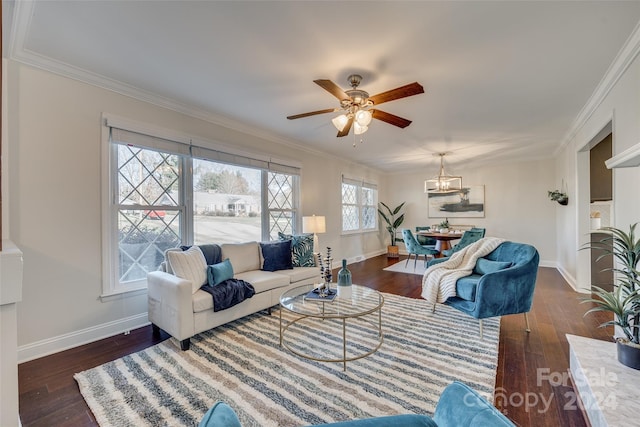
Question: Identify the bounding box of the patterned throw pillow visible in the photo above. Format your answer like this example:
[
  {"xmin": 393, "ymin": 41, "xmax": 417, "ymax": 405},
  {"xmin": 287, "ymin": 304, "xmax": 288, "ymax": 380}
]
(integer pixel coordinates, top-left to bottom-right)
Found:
[{"xmin": 278, "ymin": 232, "xmax": 315, "ymax": 267}]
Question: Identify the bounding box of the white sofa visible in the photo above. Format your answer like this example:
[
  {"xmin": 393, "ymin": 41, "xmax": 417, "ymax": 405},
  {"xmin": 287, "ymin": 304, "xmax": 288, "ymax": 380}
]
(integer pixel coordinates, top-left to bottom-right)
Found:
[{"xmin": 147, "ymin": 241, "xmax": 318, "ymax": 350}]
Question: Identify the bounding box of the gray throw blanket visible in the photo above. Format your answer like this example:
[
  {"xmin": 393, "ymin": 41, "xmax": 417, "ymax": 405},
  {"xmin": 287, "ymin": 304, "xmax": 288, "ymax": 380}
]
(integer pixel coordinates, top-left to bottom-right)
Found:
[
  {"xmin": 200, "ymin": 278, "xmax": 255, "ymax": 312},
  {"xmin": 180, "ymin": 244, "xmax": 222, "ymax": 265},
  {"xmin": 421, "ymin": 237, "xmax": 505, "ymax": 304}
]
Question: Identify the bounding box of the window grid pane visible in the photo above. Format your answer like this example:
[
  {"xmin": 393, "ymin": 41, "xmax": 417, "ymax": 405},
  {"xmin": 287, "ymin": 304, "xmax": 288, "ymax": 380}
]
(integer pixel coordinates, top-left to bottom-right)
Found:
[
  {"xmin": 118, "ymin": 145, "xmax": 179, "ymax": 206},
  {"xmin": 342, "ymin": 181, "xmax": 377, "ymax": 232},
  {"xmin": 342, "ymin": 205, "xmax": 359, "ymax": 231},
  {"xmin": 268, "ymin": 172, "xmax": 296, "ymax": 239}
]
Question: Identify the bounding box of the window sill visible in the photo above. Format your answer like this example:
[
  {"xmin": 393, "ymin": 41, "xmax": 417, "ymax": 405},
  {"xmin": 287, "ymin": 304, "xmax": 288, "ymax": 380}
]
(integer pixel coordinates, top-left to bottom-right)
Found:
[
  {"xmin": 100, "ymin": 286, "xmax": 147, "ymax": 302},
  {"xmin": 341, "ymin": 229, "xmax": 379, "ymax": 236}
]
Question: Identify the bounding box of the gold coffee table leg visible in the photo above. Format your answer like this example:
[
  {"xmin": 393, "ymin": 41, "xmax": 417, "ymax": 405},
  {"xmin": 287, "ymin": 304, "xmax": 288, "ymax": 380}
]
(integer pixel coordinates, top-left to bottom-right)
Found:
[
  {"xmin": 279, "ymin": 306, "xmax": 283, "ymax": 346},
  {"xmin": 343, "ymin": 318, "xmax": 347, "ymax": 371}
]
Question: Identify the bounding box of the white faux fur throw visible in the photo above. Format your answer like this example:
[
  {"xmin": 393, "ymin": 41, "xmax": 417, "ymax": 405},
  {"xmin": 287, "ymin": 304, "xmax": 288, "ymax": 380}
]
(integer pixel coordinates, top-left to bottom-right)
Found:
[{"xmin": 421, "ymin": 237, "xmax": 506, "ymax": 304}]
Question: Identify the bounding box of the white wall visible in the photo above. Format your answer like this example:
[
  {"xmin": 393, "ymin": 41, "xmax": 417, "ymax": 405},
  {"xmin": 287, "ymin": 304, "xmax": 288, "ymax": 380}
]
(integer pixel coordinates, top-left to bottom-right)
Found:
[
  {"xmin": 7, "ymin": 61, "xmax": 386, "ymax": 361},
  {"xmin": 386, "ymin": 159, "xmax": 557, "ymax": 265},
  {"xmin": 556, "ymin": 33, "xmax": 640, "ymax": 292}
]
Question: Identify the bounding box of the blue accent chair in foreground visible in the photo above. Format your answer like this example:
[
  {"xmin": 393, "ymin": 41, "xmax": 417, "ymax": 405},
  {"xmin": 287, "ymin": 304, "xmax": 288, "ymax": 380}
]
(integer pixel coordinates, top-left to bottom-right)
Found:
[
  {"xmin": 199, "ymin": 381, "xmax": 515, "ymax": 427},
  {"xmin": 426, "ymin": 241, "xmax": 539, "ymax": 338},
  {"xmin": 402, "ymin": 229, "xmax": 439, "ymax": 270}
]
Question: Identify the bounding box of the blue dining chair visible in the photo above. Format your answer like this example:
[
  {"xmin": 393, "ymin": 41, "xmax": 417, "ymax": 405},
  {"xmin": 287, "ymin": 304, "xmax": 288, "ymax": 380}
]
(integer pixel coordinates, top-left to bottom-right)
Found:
[
  {"xmin": 441, "ymin": 228, "xmax": 486, "ymax": 257},
  {"xmin": 402, "ymin": 229, "xmax": 439, "ymax": 270},
  {"xmin": 415, "ymin": 226, "xmax": 437, "ymax": 246}
]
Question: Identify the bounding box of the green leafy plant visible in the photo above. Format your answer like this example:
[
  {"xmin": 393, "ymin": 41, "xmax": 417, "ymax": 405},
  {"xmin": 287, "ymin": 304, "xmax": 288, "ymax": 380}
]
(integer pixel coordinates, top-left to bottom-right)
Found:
[
  {"xmin": 378, "ymin": 202, "xmax": 405, "ymax": 246},
  {"xmin": 548, "ymin": 190, "xmax": 568, "ymax": 205},
  {"xmin": 581, "ymin": 224, "xmax": 640, "ymax": 345},
  {"xmin": 438, "ymin": 219, "xmax": 450, "ymax": 229}
]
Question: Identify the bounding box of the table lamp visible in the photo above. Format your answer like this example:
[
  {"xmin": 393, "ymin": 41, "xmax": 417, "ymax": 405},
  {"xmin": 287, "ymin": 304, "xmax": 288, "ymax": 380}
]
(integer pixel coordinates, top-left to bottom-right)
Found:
[{"xmin": 302, "ymin": 215, "xmax": 326, "ymax": 252}]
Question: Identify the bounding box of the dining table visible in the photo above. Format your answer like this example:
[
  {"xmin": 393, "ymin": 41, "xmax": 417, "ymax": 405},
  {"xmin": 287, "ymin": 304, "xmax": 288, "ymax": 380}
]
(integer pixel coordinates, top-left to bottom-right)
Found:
[{"xmin": 416, "ymin": 230, "xmax": 463, "ymax": 257}]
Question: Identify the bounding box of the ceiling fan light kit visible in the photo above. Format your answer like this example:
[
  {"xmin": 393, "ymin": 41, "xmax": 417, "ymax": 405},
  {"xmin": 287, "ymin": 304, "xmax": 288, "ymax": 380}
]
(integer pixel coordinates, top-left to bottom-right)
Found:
[{"xmin": 288, "ymin": 74, "xmax": 424, "ymax": 139}]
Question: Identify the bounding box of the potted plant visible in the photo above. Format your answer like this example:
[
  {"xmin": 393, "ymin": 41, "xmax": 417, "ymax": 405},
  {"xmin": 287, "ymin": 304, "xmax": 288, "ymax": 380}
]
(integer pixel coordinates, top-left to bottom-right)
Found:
[
  {"xmin": 378, "ymin": 202, "xmax": 405, "ymax": 258},
  {"xmin": 582, "ymin": 223, "xmax": 640, "ymax": 369},
  {"xmin": 438, "ymin": 219, "xmax": 450, "ymax": 233},
  {"xmin": 548, "ymin": 190, "xmax": 568, "ymax": 205}
]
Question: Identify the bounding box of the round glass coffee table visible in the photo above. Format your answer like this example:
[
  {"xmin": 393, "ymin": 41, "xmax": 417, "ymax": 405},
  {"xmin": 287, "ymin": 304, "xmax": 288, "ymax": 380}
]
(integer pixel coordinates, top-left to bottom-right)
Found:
[{"xmin": 279, "ymin": 284, "xmax": 384, "ymax": 371}]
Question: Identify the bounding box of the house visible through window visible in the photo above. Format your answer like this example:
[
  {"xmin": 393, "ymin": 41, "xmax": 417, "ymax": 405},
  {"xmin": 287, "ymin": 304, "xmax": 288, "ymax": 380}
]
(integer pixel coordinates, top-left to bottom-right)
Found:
[
  {"xmin": 341, "ymin": 176, "xmax": 378, "ymax": 233},
  {"xmin": 105, "ymin": 120, "xmax": 300, "ymax": 295}
]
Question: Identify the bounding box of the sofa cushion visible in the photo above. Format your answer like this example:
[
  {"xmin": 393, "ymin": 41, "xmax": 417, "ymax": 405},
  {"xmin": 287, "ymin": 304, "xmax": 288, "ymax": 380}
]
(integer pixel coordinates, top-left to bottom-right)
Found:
[
  {"xmin": 278, "ymin": 232, "xmax": 316, "ymax": 267},
  {"xmin": 473, "ymin": 258, "xmax": 511, "ymax": 275},
  {"xmin": 235, "ymin": 270, "xmax": 289, "ymax": 293},
  {"xmin": 207, "ymin": 259, "xmax": 234, "ymax": 286},
  {"xmin": 192, "ymin": 289, "xmax": 214, "ymax": 313},
  {"xmin": 275, "ymin": 266, "xmax": 318, "ymax": 284},
  {"xmin": 166, "ymin": 246, "xmax": 207, "ymax": 294},
  {"xmin": 260, "ymin": 240, "xmax": 293, "ymax": 272},
  {"xmin": 456, "ymin": 275, "xmax": 482, "ymax": 301},
  {"xmin": 221, "ymin": 242, "xmax": 260, "ymax": 274}
]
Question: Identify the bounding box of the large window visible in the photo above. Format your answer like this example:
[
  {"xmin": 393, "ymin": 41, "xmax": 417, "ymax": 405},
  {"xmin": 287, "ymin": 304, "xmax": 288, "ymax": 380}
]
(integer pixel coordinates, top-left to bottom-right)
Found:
[
  {"xmin": 341, "ymin": 176, "xmax": 378, "ymax": 233},
  {"xmin": 104, "ymin": 119, "xmax": 300, "ymax": 295}
]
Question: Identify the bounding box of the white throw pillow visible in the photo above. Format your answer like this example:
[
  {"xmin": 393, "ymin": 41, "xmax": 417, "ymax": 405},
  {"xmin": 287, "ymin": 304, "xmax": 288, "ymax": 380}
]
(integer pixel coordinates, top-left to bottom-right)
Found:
[{"xmin": 166, "ymin": 246, "xmax": 207, "ymax": 294}]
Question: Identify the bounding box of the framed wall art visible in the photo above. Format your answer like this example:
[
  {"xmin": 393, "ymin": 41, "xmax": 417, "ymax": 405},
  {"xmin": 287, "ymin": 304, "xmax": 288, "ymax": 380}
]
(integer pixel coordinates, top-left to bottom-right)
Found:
[{"xmin": 427, "ymin": 185, "xmax": 485, "ymax": 218}]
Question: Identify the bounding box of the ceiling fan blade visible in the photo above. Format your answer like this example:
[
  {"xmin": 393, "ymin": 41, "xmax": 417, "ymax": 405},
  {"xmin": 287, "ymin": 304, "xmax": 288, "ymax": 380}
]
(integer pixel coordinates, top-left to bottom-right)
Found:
[
  {"xmin": 287, "ymin": 108, "xmax": 338, "ymax": 120},
  {"xmin": 337, "ymin": 116, "xmax": 354, "ymax": 137},
  {"xmin": 314, "ymin": 79, "xmax": 350, "ymax": 101},
  {"xmin": 372, "ymin": 109, "xmax": 412, "ymax": 128},
  {"xmin": 368, "ymin": 82, "xmax": 424, "ymax": 106}
]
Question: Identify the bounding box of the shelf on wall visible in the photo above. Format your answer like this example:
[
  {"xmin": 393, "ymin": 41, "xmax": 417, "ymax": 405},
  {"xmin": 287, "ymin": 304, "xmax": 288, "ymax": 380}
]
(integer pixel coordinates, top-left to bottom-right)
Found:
[{"xmin": 605, "ymin": 142, "xmax": 640, "ymax": 168}]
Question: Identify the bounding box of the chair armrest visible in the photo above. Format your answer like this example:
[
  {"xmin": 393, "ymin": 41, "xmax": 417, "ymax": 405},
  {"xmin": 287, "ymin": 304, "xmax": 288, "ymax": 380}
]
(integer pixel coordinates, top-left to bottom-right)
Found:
[
  {"xmin": 147, "ymin": 271, "xmax": 195, "ymax": 341},
  {"xmin": 473, "ymin": 263, "xmax": 538, "ymax": 319}
]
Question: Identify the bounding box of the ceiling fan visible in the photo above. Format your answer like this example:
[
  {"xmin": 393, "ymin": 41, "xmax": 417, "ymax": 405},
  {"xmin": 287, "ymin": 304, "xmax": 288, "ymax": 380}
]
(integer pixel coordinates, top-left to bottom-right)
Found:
[{"xmin": 287, "ymin": 74, "xmax": 424, "ymax": 137}]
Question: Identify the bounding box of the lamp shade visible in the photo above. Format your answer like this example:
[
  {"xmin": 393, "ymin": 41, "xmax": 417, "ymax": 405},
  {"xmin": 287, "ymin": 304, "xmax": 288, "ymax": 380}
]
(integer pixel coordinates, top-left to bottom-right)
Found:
[{"xmin": 302, "ymin": 215, "xmax": 326, "ymax": 234}]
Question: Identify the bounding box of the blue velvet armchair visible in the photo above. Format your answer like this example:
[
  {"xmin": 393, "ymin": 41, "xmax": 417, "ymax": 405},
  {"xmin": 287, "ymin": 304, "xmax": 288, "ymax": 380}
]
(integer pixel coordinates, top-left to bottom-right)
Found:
[
  {"xmin": 426, "ymin": 241, "xmax": 539, "ymax": 337},
  {"xmin": 200, "ymin": 381, "xmax": 514, "ymax": 427}
]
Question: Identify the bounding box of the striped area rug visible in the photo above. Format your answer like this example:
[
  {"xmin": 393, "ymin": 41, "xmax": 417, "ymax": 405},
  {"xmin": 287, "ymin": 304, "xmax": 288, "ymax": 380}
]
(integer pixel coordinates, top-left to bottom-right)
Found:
[{"xmin": 75, "ymin": 293, "xmax": 500, "ymax": 427}]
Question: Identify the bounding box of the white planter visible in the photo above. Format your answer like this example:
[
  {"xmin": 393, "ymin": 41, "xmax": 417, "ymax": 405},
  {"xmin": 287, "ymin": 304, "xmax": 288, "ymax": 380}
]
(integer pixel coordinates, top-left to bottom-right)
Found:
[{"xmin": 591, "ymin": 218, "xmax": 601, "ymax": 230}]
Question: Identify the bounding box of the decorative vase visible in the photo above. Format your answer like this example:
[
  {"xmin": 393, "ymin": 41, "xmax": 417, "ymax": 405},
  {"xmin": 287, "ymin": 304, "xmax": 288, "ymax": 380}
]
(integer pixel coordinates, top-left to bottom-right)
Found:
[
  {"xmin": 337, "ymin": 259, "xmax": 351, "ymax": 285},
  {"xmin": 337, "ymin": 259, "xmax": 352, "ymax": 298},
  {"xmin": 590, "ymin": 217, "xmax": 601, "ymax": 230},
  {"xmin": 617, "ymin": 339, "xmax": 640, "ymax": 370}
]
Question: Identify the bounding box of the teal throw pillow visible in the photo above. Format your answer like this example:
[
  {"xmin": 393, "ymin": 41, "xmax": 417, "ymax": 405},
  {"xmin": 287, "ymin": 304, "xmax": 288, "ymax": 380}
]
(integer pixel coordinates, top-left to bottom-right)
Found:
[
  {"xmin": 260, "ymin": 240, "xmax": 293, "ymax": 271},
  {"xmin": 207, "ymin": 259, "xmax": 234, "ymax": 286},
  {"xmin": 473, "ymin": 258, "xmax": 511, "ymax": 275},
  {"xmin": 278, "ymin": 232, "xmax": 315, "ymax": 267}
]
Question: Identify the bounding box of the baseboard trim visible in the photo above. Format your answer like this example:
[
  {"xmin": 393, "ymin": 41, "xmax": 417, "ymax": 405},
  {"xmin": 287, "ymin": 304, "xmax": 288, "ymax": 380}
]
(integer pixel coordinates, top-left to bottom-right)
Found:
[{"xmin": 18, "ymin": 313, "xmax": 149, "ymax": 363}]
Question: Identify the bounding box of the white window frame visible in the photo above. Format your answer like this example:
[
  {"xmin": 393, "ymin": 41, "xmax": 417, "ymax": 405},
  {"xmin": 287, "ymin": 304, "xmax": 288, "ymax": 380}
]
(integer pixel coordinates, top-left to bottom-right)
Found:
[
  {"xmin": 341, "ymin": 175, "xmax": 378, "ymax": 235},
  {"xmin": 101, "ymin": 114, "xmax": 301, "ymax": 297}
]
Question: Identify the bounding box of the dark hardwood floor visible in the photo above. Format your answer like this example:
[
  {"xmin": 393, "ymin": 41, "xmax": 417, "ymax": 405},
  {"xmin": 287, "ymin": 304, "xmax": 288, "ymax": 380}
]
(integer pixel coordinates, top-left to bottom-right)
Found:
[{"xmin": 18, "ymin": 255, "xmax": 612, "ymax": 427}]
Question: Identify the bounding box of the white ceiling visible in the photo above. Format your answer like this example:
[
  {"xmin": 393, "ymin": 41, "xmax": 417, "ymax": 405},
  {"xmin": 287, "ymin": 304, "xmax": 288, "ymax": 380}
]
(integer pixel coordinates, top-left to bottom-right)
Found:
[{"xmin": 6, "ymin": 1, "xmax": 640, "ymax": 173}]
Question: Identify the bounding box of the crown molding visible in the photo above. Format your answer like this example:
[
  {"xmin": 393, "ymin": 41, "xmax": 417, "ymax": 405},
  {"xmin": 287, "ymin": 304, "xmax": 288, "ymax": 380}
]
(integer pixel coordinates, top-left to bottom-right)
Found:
[
  {"xmin": 558, "ymin": 20, "xmax": 640, "ymax": 154},
  {"xmin": 7, "ymin": 1, "xmax": 350, "ymax": 166}
]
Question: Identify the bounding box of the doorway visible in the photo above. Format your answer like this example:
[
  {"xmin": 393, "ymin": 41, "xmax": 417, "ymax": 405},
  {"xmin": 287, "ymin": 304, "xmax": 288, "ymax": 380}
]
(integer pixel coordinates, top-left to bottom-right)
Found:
[{"xmin": 589, "ymin": 133, "xmax": 613, "ymax": 292}]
